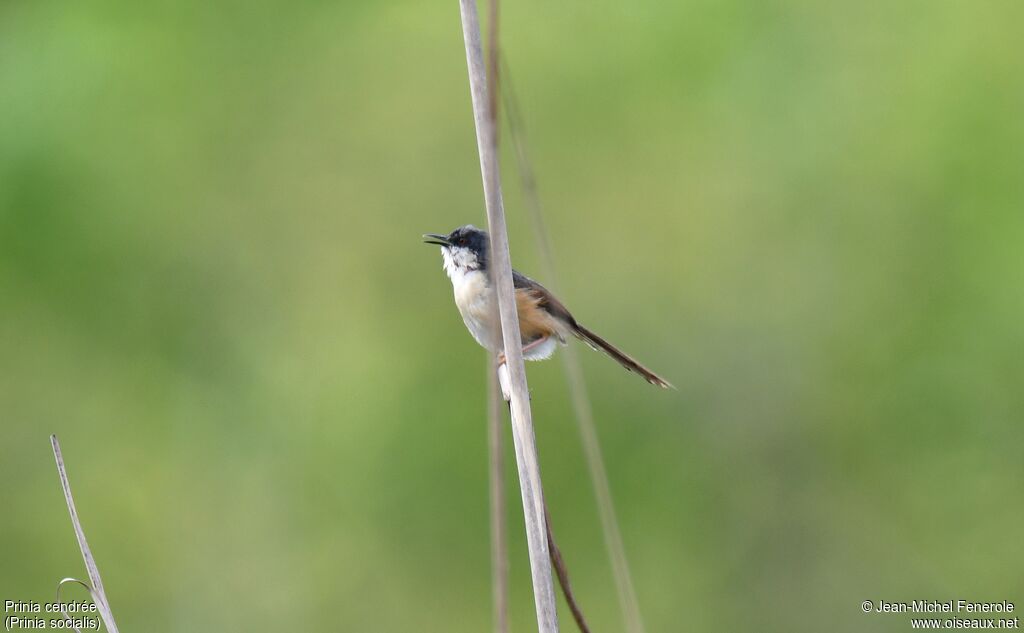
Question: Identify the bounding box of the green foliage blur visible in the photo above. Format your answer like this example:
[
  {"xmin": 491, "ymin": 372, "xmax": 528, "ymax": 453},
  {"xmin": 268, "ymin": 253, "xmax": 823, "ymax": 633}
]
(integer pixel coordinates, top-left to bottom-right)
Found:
[{"xmin": 2, "ymin": 0, "xmax": 1022, "ymax": 631}]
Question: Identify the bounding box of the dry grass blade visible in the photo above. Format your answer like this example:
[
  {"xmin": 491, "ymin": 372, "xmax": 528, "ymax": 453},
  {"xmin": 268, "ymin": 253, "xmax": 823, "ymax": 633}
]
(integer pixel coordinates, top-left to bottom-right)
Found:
[
  {"xmin": 545, "ymin": 506, "xmax": 591, "ymax": 633},
  {"xmin": 503, "ymin": 63, "xmax": 649, "ymax": 633},
  {"xmin": 50, "ymin": 435, "xmax": 120, "ymax": 633},
  {"xmin": 56, "ymin": 577, "xmax": 94, "ymax": 633}
]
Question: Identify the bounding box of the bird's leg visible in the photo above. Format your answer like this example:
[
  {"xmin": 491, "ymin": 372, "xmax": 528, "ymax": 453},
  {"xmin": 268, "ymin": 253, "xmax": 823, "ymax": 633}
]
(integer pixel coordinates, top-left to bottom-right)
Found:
[{"xmin": 521, "ymin": 336, "xmax": 549, "ymax": 356}]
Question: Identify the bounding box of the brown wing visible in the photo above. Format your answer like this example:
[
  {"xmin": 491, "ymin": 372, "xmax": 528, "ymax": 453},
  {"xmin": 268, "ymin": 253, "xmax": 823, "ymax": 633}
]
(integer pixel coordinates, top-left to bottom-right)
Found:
[
  {"xmin": 513, "ymin": 270, "xmax": 577, "ymax": 328},
  {"xmin": 512, "ymin": 270, "xmax": 576, "ymax": 344}
]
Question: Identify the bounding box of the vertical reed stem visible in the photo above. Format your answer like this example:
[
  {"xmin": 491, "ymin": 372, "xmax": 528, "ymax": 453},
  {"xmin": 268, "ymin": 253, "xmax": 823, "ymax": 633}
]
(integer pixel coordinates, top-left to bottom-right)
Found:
[{"xmin": 459, "ymin": 1, "xmax": 559, "ymax": 630}]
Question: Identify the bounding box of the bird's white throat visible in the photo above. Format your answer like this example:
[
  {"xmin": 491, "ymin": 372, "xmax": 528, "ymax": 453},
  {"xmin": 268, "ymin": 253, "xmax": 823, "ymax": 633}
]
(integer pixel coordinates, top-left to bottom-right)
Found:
[{"xmin": 441, "ymin": 246, "xmax": 482, "ymax": 283}]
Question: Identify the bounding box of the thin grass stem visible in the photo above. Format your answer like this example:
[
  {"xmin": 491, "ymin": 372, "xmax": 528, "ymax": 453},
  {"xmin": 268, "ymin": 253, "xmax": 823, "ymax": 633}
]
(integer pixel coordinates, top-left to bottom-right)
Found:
[{"xmin": 488, "ymin": 363, "xmax": 510, "ymax": 633}]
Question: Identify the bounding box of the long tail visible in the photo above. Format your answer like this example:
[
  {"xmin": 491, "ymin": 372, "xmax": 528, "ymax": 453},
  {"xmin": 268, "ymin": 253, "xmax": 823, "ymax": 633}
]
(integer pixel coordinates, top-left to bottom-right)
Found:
[{"xmin": 572, "ymin": 324, "xmax": 673, "ymax": 389}]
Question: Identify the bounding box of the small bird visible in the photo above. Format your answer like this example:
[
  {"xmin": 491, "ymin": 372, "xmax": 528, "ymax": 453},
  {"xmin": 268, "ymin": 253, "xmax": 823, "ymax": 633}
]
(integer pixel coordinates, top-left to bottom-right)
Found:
[{"xmin": 424, "ymin": 225, "xmax": 672, "ymax": 388}]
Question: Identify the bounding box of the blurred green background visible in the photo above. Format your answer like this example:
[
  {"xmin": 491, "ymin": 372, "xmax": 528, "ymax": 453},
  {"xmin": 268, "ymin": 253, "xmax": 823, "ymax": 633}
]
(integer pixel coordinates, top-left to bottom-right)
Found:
[{"xmin": 2, "ymin": 0, "xmax": 1022, "ymax": 631}]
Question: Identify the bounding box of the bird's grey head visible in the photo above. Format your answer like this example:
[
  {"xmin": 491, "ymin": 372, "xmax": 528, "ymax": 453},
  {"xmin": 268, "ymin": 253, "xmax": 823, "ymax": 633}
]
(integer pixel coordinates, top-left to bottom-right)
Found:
[{"xmin": 423, "ymin": 225, "xmax": 490, "ymax": 278}]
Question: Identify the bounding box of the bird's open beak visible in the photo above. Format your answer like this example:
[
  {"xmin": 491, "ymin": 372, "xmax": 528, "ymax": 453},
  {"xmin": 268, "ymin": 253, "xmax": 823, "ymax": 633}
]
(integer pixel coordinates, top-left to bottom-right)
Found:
[{"xmin": 422, "ymin": 233, "xmax": 451, "ymax": 246}]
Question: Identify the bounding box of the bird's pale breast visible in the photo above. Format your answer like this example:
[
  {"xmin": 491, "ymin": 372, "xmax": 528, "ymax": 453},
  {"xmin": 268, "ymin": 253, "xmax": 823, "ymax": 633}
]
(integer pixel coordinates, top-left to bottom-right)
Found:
[{"xmin": 453, "ymin": 269, "xmax": 498, "ymax": 350}]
